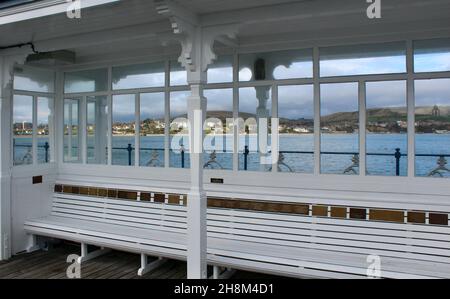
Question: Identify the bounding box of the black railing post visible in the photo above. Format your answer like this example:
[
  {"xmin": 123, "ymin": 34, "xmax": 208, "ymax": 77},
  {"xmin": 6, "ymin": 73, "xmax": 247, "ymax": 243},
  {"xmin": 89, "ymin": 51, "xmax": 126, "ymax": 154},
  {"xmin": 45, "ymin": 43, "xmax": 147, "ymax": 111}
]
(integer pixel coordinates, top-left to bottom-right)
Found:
[
  {"xmin": 395, "ymin": 148, "xmax": 401, "ymax": 176},
  {"xmin": 181, "ymin": 148, "xmax": 185, "ymax": 168},
  {"xmin": 44, "ymin": 142, "xmax": 49, "ymax": 163},
  {"xmin": 244, "ymin": 145, "xmax": 249, "ymax": 170},
  {"xmin": 127, "ymin": 143, "xmax": 133, "ymax": 166}
]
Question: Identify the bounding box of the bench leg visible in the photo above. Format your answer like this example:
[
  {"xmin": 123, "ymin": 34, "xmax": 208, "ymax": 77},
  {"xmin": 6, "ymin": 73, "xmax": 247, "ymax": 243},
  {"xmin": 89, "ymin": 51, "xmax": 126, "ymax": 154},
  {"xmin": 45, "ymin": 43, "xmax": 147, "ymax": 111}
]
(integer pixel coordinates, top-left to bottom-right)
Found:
[
  {"xmin": 138, "ymin": 254, "xmax": 167, "ymax": 277},
  {"xmin": 77, "ymin": 243, "xmax": 111, "ymax": 263},
  {"xmin": 211, "ymin": 266, "xmax": 236, "ymax": 279},
  {"xmin": 26, "ymin": 234, "xmax": 40, "ymax": 253}
]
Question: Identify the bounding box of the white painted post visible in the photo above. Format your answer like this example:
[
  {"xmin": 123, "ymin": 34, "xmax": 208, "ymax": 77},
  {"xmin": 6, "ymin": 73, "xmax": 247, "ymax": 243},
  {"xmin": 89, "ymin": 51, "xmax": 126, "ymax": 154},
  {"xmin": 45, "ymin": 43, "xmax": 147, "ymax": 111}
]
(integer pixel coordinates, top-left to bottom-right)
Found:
[
  {"xmin": 0, "ymin": 54, "xmax": 27, "ymax": 260},
  {"xmin": 255, "ymin": 86, "xmax": 270, "ymax": 172},
  {"xmin": 155, "ymin": 0, "xmax": 239, "ymax": 279},
  {"xmin": 186, "ymin": 30, "xmax": 208, "ymax": 278}
]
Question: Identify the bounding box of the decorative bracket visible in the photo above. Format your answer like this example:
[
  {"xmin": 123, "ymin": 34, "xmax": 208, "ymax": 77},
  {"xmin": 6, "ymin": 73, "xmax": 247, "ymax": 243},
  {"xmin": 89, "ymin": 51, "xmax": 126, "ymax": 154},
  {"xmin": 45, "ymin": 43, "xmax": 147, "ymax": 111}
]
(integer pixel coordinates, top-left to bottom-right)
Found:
[
  {"xmin": 0, "ymin": 54, "xmax": 29, "ymax": 99},
  {"xmin": 155, "ymin": 0, "xmax": 239, "ymax": 74}
]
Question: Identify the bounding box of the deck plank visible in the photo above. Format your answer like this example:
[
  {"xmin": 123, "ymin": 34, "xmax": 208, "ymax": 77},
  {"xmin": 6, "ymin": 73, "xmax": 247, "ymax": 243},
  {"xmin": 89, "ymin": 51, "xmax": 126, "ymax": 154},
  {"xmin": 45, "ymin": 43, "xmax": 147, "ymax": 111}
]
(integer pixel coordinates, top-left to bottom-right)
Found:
[{"xmin": 0, "ymin": 243, "xmax": 281, "ymax": 279}]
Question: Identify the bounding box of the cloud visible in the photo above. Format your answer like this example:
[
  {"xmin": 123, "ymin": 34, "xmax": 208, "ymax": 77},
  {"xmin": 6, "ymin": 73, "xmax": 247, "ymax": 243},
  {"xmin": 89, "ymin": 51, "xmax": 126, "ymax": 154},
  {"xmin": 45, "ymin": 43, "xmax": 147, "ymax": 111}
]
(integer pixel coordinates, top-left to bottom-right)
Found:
[
  {"xmin": 320, "ymin": 56, "xmax": 406, "ymax": 77},
  {"xmin": 321, "ymin": 82, "xmax": 359, "ymax": 116},
  {"xmin": 415, "ymin": 78, "xmax": 450, "ymax": 106}
]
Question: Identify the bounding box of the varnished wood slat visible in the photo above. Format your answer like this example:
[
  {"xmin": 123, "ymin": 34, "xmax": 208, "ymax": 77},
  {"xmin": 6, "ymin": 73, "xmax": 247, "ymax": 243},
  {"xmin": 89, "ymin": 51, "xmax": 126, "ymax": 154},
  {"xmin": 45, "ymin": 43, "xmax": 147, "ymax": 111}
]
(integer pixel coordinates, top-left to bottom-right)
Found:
[
  {"xmin": 54, "ymin": 185, "xmax": 62, "ymax": 193},
  {"xmin": 88, "ymin": 187, "xmax": 98, "ymax": 196},
  {"xmin": 98, "ymin": 188, "xmax": 108, "ymax": 197},
  {"xmin": 79, "ymin": 187, "xmax": 89, "ymax": 195},
  {"xmin": 429, "ymin": 213, "xmax": 449, "ymax": 226},
  {"xmin": 312, "ymin": 206, "xmax": 328, "ymax": 217},
  {"xmin": 71, "ymin": 186, "xmax": 80, "ymax": 195},
  {"xmin": 117, "ymin": 191, "xmax": 137, "ymax": 200},
  {"xmin": 407, "ymin": 212, "xmax": 426, "ymax": 224},
  {"xmin": 370, "ymin": 209, "xmax": 404, "ymax": 223},
  {"xmin": 107, "ymin": 189, "xmax": 118, "ymax": 198},
  {"xmin": 331, "ymin": 207, "xmax": 347, "ymax": 218},
  {"xmin": 62, "ymin": 185, "xmax": 72, "ymax": 193},
  {"xmin": 140, "ymin": 192, "xmax": 151, "ymax": 202},
  {"xmin": 350, "ymin": 208, "xmax": 366, "ymax": 220},
  {"xmin": 154, "ymin": 193, "xmax": 165, "ymax": 203},
  {"xmin": 168, "ymin": 194, "xmax": 181, "ymax": 205}
]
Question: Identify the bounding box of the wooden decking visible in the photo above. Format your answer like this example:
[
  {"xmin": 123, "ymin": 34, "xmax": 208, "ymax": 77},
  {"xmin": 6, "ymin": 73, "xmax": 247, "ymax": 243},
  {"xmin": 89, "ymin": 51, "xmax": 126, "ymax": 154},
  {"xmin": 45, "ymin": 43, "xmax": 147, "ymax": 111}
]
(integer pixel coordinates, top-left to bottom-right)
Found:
[{"xmin": 0, "ymin": 243, "xmax": 279, "ymax": 279}]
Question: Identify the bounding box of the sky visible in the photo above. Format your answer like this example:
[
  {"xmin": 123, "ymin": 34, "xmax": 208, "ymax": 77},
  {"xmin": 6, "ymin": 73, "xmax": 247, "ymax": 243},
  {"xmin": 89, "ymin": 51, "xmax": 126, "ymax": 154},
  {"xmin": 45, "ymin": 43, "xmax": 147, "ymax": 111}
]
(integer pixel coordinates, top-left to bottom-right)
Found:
[{"xmin": 12, "ymin": 50, "xmax": 450, "ymax": 124}]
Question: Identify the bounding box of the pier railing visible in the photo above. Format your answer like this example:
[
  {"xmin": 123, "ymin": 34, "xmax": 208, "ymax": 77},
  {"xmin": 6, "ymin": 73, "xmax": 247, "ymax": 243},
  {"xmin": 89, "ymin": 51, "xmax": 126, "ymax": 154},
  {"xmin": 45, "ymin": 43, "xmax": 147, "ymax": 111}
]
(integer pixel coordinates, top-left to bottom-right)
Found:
[
  {"xmin": 14, "ymin": 142, "xmax": 450, "ymax": 176},
  {"xmin": 243, "ymin": 146, "xmax": 450, "ymax": 177}
]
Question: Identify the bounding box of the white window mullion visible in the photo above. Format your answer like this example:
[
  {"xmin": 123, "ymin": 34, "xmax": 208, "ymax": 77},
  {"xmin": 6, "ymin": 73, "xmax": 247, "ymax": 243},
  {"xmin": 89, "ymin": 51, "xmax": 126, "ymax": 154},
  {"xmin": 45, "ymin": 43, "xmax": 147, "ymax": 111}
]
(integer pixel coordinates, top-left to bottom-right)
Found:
[
  {"xmin": 80, "ymin": 96, "xmax": 87, "ymax": 164},
  {"xmin": 32, "ymin": 95, "xmax": 38, "ymax": 165},
  {"xmin": 165, "ymin": 60, "xmax": 170, "ymax": 168},
  {"xmin": 233, "ymin": 52, "xmax": 239, "ymax": 172},
  {"xmin": 107, "ymin": 66, "xmax": 113, "ymax": 166},
  {"xmin": 55, "ymin": 71, "xmax": 64, "ymax": 165},
  {"xmin": 359, "ymin": 81, "xmax": 366, "ymax": 176},
  {"xmin": 107, "ymin": 94, "xmax": 112, "ymax": 166},
  {"xmin": 406, "ymin": 40, "xmax": 415, "ymax": 178},
  {"xmin": 135, "ymin": 93, "xmax": 140, "ymax": 167},
  {"xmin": 271, "ymin": 85, "xmax": 278, "ymax": 173},
  {"xmin": 313, "ymin": 47, "xmax": 321, "ymax": 175}
]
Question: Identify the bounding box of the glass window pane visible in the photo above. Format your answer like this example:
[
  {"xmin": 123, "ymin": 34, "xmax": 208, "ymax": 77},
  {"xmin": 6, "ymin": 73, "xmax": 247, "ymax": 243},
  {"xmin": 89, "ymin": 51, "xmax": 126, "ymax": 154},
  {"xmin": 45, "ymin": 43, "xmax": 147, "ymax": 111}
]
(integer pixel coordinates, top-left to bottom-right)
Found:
[
  {"xmin": 414, "ymin": 38, "xmax": 450, "ymax": 73},
  {"xmin": 14, "ymin": 67, "xmax": 55, "ymax": 93},
  {"xmin": 112, "ymin": 62, "xmax": 165, "ymax": 90},
  {"xmin": 239, "ymin": 49, "xmax": 312, "ymax": 81},
  {"xmin": 87, "ymin": 96, "xmax": 109, "ymax": 165},
  {"xmin": 320, "ymin": 42, "xmax": 406, "ymax": 77},
  {"xmin": 64, "ymin": 68, "xmax": 108, "ymax": 93},
  {"xmin": 170, "ymin": 60, "xmax": 187, "ymax": 86},
  {"xmin": 204, "ymin": 88, "xmax": 233, "ymax": 170},
  {"xmin": 366, "ymin": 81, "xmax": 407, "ymax": 176},
  {"xmin": 321, "ymin": 83, "xmax": 359, "ymax": 174},
  {"xmin": 13, "ymin": 95, "xmax": 33, "ymax": 166},
  {"xmin": 415, "ymin": 78, "xmax": 450, "ymax": 178},
  {"xmin": 278, "ymin": 85, "xmax": 314, "ymax": 173},
  {"xmin": 239, "ymin": 87, "xmax": 272, "ymax": 171},
  {"xmin": 170, "ymin": 91, "xmax": 190, "ymax": 168},
  {"xmin": 37, "ymin": 97, "xmax": 53, "ymax": 164},
  {"xmin": 112, "ymin": 95, "xmax": 135, "ymax": 166},
  {"xmin": 207, "ymin": 55, "xmax": 233, "ymax": 83},
  {"xmin": 140, "ymin": 93, "xmax": 165, "ymax": 167},
  {"xmin": 64, "ymin": 99, "xmax": 81, "ymax": 163}
]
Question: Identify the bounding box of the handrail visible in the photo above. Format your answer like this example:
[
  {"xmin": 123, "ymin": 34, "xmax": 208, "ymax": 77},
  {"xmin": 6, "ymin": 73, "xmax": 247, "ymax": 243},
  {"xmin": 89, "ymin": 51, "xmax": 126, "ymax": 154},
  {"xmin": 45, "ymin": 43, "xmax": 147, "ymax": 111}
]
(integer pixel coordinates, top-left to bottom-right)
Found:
[{"xmin": 15, "ymin": 142, "xmax": 450, "ymax": 176}]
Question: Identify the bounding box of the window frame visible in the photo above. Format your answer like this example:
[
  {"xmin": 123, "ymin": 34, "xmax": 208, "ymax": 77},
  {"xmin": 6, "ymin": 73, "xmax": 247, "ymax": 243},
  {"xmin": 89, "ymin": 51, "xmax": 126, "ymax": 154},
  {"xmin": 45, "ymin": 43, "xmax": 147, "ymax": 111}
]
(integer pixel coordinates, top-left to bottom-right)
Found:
[
  {"xmin": 12, "ymin": 88, "xmax": 55, "ymax": 167},
  {"xmin": 57, "ymin": 38, "xmax": 450, "ymax": 179}
]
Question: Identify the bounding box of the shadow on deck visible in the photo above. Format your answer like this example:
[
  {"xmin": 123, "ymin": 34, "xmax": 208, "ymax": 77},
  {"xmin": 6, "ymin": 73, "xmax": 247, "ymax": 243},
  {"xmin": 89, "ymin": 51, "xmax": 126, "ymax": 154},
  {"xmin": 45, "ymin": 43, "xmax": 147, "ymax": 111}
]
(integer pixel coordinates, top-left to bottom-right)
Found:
[{"xmin": 0, "ymin": 243, "xmax": 281, "ymax": 279}]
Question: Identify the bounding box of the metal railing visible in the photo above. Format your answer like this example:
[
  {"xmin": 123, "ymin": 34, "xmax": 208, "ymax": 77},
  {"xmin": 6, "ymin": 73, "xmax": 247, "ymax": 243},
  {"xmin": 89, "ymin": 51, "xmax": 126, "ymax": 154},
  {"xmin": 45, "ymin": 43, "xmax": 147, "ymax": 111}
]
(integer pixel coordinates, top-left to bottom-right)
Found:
[
  {"xmin": 242, "ymin": 146, "xmax": 450, "ymax": 176},
  {"xmin": 14, "ymin": 141, "xmax": 50, "ymax": 163},
  {"xmin": 14, "ymin": 142, "xmax": 450, "ymax": 177}
]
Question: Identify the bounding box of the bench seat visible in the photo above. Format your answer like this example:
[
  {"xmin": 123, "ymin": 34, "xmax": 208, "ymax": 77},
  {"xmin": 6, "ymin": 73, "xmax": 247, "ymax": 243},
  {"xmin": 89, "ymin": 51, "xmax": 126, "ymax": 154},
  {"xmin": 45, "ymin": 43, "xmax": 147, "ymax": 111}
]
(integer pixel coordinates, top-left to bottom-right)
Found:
[{"xmin": 24, "ymin": 191, "xmax": 450, "ymax": 279}]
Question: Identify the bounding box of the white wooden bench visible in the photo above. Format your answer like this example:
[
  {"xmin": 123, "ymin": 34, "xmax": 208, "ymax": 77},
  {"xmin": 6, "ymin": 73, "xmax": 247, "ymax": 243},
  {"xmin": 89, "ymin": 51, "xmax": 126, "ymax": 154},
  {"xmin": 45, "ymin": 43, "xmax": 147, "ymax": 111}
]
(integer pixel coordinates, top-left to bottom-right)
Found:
[{"xmin": 24, "ymin": 190, "xmax": 450, "ymax": 279}]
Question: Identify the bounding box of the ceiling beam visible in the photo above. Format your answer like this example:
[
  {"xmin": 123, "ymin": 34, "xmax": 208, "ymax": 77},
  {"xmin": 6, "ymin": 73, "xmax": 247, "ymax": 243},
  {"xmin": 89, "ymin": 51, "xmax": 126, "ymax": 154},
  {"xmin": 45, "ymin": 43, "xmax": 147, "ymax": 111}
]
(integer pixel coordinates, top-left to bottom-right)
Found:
[
  {"xmin": 0, "ymin": 0, "xmax": 121, "ymax": 26},
  {"xmin": 199, "ymin": 0, "xmax": 450, "ymax": 27},
  {"xmin": 0, "ymin": 20, "xmax": 174, "ymax": 56}
]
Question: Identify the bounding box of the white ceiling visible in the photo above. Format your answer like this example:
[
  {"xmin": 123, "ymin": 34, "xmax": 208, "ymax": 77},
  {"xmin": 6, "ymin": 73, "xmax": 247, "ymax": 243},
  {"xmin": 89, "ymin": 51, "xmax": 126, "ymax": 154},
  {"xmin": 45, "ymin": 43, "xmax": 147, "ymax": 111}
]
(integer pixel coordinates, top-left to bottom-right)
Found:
[{"xmin": 1, "ymin": 0, "xmax": 449, "ymax": 65}]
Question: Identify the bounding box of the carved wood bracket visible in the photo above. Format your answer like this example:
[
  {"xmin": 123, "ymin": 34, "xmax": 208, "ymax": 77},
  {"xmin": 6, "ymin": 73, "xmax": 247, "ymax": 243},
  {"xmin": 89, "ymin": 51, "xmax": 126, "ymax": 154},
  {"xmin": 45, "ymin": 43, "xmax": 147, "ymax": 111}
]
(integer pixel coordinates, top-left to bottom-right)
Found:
[{"xmin": 155, "ymin": 0, "xmax": 239, "ymax": 74}]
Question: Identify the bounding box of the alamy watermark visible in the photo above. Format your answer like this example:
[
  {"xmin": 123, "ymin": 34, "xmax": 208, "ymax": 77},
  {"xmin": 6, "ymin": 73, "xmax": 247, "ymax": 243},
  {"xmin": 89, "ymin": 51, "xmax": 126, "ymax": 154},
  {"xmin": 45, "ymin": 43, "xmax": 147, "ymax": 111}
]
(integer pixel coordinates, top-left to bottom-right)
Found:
[
  {"xmin": 66, "ymin": 254, "xmax": 81, "ymax": 279},
  {"xmin": 170, "ymin": 113, "xmax": 279, "ymax": 165},
  {"xmin": 66, "ymin": 0, "xmax": 81, "ymax": 19},
  {"xmin": 366, "ymin": 254, "xmax": 382, "ymax": 278},
  {"xmin": 367, "ymin": 0, "xmax": 381, "ymax": 19}
]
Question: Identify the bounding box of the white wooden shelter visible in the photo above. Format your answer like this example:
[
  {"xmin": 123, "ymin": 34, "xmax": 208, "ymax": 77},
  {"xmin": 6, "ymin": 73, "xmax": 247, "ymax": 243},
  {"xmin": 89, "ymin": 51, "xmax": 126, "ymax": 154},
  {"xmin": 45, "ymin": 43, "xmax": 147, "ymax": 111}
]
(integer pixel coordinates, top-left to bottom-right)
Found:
[{"xmin": 1, "ymin": 0, "xmax": 450, "ymax": 279}]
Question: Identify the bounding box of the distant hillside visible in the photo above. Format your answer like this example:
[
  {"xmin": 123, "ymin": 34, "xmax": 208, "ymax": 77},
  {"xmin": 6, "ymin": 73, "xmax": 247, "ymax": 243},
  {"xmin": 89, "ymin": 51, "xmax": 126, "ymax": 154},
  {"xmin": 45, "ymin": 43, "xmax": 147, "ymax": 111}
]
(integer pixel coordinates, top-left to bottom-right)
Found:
[
  {"xmin": 322, "ymin": 106, "xmax": 450, "ymax": 124},
  {"xmin": 148, "ymin": 106, "xmax": 450, "ymax": 123}
]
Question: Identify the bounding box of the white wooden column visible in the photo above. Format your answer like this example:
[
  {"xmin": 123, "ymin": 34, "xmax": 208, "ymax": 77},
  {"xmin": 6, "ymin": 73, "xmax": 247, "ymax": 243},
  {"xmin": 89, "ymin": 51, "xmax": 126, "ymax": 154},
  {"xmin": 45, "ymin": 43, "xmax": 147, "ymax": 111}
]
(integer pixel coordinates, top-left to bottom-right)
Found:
[
  {"xmin": 186, "ymin": 74, "xmax": 207, "ymax": 279},
  {"xmin": 0, "ymin": 54, "xmax": 27, "ymax": 260},
  {"xmin": 155, "ymin": 0, "xmax": 238, "ymax": 279}
]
